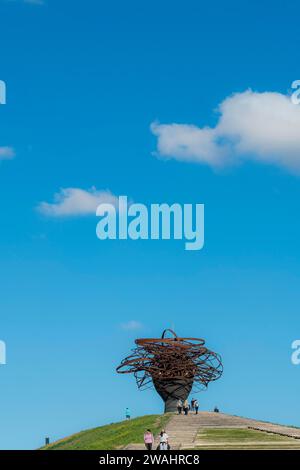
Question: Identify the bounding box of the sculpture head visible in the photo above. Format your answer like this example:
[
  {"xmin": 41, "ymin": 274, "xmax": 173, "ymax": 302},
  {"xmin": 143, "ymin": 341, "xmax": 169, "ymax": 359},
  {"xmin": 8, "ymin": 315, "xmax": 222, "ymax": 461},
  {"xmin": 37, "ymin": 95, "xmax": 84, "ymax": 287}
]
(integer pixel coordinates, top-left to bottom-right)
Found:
[{"xmin": 116, "ymin": 329, "xmax": 223, "ymax": 412}]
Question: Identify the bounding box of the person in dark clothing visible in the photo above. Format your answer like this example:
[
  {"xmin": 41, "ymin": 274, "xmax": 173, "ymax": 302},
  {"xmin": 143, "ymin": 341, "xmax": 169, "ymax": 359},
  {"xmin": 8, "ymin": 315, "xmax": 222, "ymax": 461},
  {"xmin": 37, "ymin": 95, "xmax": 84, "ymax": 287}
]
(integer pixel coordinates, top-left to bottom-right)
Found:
[{"xmin": 194, "ymin": 399, "xmax": 199, "ymax": 414}]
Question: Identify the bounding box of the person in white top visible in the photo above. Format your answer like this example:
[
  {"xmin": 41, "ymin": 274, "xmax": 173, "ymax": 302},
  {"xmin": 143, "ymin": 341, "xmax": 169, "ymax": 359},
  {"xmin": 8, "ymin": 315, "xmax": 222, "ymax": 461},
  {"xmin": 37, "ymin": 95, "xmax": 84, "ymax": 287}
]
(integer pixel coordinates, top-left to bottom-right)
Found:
[
  {"xmin": 194, "ymin": 399, "xmax": 199, "ymax": 414},
  {"xmin": 177, "ymin": 399, "xmax": 183, "ymax": 414},
  {"xmin": 159, "ymin": 429, "xmax": 169, "ymax": 450}
]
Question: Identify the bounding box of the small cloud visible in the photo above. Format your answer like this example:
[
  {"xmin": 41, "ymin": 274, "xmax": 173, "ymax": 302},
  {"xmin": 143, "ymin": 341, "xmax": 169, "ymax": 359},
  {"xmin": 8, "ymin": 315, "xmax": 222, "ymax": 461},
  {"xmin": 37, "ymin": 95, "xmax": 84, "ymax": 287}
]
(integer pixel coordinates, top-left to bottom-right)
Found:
[
  {"xmin": 31, "ymin": 232, "xmax": 47, "ymax": 241},
  {"xmin": 151, "ymin": 89, "xmax": 300, "ymax": 174},
  {"xmin": 120, "ymin": 321, "xmax": 143, "ymax": 331},
  {"xmin": 0, "ymin": 146, "xmax": 15, "ymax": 160},
  {"xmin": 37, "ymin": 187, "xmax": 119, "ymax": 217}
]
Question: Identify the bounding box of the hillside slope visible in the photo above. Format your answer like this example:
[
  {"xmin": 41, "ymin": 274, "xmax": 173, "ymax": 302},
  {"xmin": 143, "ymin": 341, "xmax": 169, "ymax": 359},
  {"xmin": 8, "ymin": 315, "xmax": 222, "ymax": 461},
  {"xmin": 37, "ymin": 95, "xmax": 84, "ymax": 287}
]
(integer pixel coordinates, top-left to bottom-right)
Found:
[{"xmin": 41, "ymin": 414, "xmax": 171, "ymax": 450}]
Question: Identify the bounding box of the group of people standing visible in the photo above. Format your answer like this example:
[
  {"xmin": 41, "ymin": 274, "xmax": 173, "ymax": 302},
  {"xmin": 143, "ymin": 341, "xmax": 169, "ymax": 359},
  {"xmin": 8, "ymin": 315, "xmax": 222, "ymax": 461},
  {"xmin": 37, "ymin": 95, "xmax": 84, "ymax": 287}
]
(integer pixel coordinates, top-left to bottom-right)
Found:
[
  {"xmin": 144, "ymin": 429, "xmax": 169, "ymax": 450},
  {"xmin": 177, "ymin": 398, "xmax": 199, "ymax": 415}
]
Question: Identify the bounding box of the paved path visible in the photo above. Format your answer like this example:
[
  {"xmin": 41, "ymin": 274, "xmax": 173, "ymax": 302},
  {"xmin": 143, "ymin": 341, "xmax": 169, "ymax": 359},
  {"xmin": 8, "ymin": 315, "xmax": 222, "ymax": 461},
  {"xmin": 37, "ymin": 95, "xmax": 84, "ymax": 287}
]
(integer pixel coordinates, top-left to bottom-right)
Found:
[{"xmin": 125, "ymin": 411, "xmax": 300, "ymax": 450}]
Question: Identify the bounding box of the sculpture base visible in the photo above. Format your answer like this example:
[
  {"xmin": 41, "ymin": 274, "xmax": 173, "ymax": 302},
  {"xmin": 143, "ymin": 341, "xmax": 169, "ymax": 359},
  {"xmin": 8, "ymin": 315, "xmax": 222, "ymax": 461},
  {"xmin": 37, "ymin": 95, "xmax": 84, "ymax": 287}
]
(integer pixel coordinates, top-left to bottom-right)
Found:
[{"xmin": 153, "ymin": 378, "xmax": 193, "ymax": 413}]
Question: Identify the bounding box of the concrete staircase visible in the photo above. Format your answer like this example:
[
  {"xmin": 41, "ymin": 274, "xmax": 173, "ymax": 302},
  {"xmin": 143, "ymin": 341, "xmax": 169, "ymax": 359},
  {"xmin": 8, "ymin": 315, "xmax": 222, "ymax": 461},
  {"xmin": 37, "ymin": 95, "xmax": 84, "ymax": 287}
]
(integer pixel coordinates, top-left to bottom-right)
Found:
[
  {"xmin": 154, "ymin": 413, "xmax": 200, "ymax": 449},
  {"xmin": 158, "ymin": 412, "xmax": 250, "ymax": 449},
  {"xmin": 125, "ymin": 411, "xmax": 300, "ymax": 450}
]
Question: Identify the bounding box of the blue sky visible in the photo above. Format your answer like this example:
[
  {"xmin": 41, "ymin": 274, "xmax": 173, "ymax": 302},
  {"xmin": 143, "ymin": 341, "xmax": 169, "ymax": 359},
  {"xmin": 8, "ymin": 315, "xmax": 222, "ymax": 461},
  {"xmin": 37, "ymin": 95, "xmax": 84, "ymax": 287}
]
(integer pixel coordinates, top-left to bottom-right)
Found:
[{"xmin": 1, "ymin": 0, "xmax": 300, "ymax": 449}]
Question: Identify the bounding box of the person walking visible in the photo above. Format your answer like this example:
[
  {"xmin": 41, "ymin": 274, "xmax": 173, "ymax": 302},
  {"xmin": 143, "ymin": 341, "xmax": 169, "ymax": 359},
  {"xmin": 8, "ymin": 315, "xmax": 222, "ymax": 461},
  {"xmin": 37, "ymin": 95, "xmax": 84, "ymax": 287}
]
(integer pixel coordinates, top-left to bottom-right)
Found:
[
  {"xmin": 177, "ymin": 399, "xmax": 183, "ymax": 414},
  {"xmin": 144, "ymin": 429, "xmax": 154, "ymax": 450},
  {"xmin": 190, "ymin": 398, "xmax": 195, "ymax": 411},
  {"xmin": 183, "ymin": 399, "xmax": 189, "ymax": 415},
  {"xmin": 125, "ymin": 407, "xmax": 131, "ymax": 420},
  {"xmin": 159, "ymin": 429, "xmax": 169, "ymax": 450},
  {"xmin": 194, "ymin": 399, "xmax": 199, "ymax": 414}
]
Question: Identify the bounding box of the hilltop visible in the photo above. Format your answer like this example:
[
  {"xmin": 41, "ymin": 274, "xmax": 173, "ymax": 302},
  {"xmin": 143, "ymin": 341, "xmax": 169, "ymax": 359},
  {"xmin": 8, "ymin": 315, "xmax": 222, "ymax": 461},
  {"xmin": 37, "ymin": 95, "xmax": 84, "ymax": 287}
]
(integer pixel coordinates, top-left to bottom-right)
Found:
[{"xmin": 42, "ymin": 412, "xmax": 300, "ymax": 451}]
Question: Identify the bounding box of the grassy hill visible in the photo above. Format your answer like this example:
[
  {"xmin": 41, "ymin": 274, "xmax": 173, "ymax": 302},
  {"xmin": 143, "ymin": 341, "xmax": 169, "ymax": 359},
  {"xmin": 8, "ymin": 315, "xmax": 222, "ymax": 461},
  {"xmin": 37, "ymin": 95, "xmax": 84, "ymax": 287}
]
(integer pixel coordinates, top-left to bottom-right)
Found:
[{"xmin": 41, "ymin": 414, "xmax": 170, "ymax": 450}]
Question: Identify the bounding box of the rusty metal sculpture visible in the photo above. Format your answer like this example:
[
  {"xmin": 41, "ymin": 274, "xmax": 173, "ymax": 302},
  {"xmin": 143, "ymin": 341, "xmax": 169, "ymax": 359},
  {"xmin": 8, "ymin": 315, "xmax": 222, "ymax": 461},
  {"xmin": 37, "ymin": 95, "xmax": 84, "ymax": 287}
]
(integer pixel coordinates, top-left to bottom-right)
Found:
[{"xmin": 116, "ymin": 329, "xmax": 223, "ymax": 412}]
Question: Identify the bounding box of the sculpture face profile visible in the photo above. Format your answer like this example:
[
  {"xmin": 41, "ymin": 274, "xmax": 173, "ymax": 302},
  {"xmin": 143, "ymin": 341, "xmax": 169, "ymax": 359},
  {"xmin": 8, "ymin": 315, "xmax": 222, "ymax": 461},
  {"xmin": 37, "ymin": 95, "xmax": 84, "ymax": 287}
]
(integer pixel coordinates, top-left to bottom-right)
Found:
[{"xmin": 116, "ymin": 329, "xmax": 223, "ymax": 412}]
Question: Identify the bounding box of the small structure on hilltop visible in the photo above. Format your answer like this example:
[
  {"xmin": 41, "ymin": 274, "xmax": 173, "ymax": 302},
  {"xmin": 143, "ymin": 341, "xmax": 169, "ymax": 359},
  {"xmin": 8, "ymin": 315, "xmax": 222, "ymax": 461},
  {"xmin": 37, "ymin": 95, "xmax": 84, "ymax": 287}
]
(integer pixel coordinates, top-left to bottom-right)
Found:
[{"xmin": 116, "ymin": 329, "xmax": 223, "ymax": 412}]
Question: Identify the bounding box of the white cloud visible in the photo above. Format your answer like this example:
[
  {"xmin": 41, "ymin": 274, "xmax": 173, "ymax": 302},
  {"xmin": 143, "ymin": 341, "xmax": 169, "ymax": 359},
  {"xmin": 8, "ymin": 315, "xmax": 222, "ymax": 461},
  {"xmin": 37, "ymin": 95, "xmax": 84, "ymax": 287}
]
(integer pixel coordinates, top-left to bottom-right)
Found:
[
  {"xmin": 120, "ymin": 321, "xmax": 143, "ymax": 331},
  {"xmin": 151, "ymin": 90, "xmax": 300, "ymax": 173},
  {"xmin": 38, "ymin": 187, "xmax": 119, "ymax": 217},
  {"xmin": 0, "ymin": 146, "xmax": 15, "ymax": 160}
]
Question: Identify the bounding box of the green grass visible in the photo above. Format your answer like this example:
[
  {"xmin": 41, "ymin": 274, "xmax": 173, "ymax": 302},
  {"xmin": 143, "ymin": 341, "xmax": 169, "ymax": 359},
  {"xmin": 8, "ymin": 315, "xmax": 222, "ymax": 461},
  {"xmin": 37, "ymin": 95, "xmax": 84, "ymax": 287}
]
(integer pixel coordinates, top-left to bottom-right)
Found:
[
  {"xmin": 195, "ymin": 428, "xmax": 300, "ymax": 450},
  {"xmin": 200, "ymin": 428, "xmax": 292, "ymax": 441},
  {"xmin": 41, "ymin": 414, "xmax": 171, "ymax": 451}
]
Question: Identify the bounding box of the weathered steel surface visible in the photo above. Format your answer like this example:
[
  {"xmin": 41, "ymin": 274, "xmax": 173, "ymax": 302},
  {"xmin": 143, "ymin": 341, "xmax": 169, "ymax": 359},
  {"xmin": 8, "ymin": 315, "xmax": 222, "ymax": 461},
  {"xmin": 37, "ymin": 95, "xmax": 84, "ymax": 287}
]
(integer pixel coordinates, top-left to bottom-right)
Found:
[{"xmin": 116, "ymin": 329, "xmax": 223, "ymax": 399}]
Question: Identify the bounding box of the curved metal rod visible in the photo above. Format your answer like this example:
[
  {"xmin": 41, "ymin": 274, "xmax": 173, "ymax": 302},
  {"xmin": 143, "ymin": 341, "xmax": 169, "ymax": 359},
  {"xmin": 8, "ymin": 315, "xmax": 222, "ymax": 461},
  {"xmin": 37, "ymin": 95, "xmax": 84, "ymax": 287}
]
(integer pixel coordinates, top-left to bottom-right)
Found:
[{"xmin": 161, "ymin": 328, "xmax": 177, "ymax": 339}]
